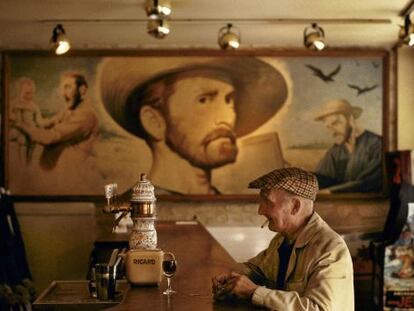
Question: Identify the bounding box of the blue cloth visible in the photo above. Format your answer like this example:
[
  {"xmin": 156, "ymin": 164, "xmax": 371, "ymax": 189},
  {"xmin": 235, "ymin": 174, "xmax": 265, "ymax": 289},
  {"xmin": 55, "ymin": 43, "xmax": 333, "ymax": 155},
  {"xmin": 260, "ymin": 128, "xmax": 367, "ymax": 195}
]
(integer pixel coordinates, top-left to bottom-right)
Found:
[
  {"xmin": 276, "ymin": 239, "xmax": 294, "ymax": 290},
  {"xmin": 315, "ymin": 130, "xmax": 382, "ymax": 192},
  {"xmin": 0, "ymin": 192, "xmax": 35, "ymax": 309}
]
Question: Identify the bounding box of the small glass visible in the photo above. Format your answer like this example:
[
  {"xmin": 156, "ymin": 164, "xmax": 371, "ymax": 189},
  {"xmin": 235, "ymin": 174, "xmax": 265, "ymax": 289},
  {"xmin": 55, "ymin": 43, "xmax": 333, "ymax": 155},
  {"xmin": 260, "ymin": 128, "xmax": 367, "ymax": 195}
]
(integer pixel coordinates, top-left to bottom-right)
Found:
[
  {"xmin": 162, "ymin": 252, "xmax": 177, "ymax": 295},
  {"xmin": 95, "ymin": 264, "xmax": 116, "ymax": 300}
]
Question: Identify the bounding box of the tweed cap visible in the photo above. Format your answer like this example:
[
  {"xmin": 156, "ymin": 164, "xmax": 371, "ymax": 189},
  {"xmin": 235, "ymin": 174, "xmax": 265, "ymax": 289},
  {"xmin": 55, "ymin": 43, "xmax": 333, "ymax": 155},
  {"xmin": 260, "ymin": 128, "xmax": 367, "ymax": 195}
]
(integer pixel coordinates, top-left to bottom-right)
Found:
[{"xmin": 248, "ymin": 167, "xmax": 319, "ymax": 201}]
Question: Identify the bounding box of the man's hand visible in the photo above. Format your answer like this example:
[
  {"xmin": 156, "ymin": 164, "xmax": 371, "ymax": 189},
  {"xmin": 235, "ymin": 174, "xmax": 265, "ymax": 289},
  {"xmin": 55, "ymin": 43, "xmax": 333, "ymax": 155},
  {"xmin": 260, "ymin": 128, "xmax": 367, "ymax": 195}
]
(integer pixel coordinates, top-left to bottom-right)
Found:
[
  {"xmin": 212, "ymin": 272, "xmax": 232, "ymax": 300},
  {"xmin": 224, "ymin": 272, "xmax": 259, "ymax": 300},
  {"xmin": 212, "ymin": 272, "xmax": 229, "ymax": 288},
  {"xmin": 11, "ymin": 120, "xmax": 32, "ymax": 136}
]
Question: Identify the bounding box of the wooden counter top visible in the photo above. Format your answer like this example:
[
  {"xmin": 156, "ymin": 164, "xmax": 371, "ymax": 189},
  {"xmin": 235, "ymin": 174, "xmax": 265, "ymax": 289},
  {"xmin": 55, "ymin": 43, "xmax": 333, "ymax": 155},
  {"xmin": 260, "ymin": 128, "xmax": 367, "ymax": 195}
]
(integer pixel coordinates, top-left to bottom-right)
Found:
[{"xmin": 105, "ymin": 221, "xmax": 262, "ymax": 310}]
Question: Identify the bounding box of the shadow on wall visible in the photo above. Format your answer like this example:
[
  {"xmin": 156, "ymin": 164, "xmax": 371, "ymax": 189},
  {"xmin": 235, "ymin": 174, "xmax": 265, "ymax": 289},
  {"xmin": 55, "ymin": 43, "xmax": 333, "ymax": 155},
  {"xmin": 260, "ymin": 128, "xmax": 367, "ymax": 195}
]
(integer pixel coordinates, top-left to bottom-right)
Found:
[
  {"xmin": 15, "ymin": 202, "xmax": 96, "ymax": 293},
  {"xmin": 206, "ymin": 226, "xmax": 275, "ymax": 262}
]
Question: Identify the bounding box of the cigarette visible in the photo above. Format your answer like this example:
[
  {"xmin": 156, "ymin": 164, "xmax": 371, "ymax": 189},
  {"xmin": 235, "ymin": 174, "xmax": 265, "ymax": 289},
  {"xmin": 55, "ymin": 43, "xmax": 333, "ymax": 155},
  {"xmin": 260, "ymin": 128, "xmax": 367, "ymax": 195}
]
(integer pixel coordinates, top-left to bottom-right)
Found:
[{"xmin": 261, "ymin": 219, "xmax": 269, "ymax": 228}]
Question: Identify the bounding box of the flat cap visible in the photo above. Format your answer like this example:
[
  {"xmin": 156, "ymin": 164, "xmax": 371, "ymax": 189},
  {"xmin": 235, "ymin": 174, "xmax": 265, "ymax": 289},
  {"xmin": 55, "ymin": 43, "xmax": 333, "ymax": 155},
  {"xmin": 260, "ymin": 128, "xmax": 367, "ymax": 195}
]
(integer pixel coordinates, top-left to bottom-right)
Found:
[{"xmin": 248, "ymin": 167, "xmax": 319, "ymax": 201}]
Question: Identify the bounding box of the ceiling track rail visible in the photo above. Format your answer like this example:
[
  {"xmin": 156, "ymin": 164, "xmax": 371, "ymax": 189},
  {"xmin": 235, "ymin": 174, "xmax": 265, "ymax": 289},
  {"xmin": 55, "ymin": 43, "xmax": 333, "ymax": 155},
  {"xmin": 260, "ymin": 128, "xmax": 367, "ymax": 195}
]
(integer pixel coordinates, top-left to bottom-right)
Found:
[
  {"xmin": 400, "ymin": 0, "xmax": 414, "ymax": 17},
  {"xmin": 38, "ymin": 18, "xmax": 393, "ymax": 25}
]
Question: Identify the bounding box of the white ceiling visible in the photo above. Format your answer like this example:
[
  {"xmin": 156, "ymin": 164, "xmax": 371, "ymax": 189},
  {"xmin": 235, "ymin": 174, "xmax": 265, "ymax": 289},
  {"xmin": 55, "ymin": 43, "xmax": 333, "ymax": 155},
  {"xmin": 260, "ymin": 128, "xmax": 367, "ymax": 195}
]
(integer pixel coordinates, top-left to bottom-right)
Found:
[{"xmin": 0, "ymin": 0, "xmax": 413, "ymax": 50}]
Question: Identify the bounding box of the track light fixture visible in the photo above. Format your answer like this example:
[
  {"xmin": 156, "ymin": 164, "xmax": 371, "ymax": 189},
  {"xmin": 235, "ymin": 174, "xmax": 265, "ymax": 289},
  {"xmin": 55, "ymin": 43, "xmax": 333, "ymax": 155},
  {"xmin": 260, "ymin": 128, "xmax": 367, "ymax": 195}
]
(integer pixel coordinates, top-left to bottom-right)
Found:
[
  {"xmin": 50, "ymin": 24, "xmax": 70, "ymax": 55},
  {"xmin": 147, "ymin": 19, "xmax": 170, "ymax": 39},
  {"xmin": 145, "ymin": 0, "xmax": 172, "ymax": 19},
  {"xmin": 399, "ymin": 15, "xmax": 414, "ymax": 47},
  {"xmin": 304, "ymin": 23, "xmax": 326, "ymax": 51},
  {"xmin": 218, "ymin": 24, "xmax": 241, "ymax": 50}
]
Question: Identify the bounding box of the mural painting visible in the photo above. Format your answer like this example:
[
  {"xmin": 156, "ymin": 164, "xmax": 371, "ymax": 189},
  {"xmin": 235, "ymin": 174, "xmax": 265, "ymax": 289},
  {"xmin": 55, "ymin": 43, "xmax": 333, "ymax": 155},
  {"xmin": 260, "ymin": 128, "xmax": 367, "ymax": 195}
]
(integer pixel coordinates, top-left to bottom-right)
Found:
[{"xmin": 3, "ymin": 54, "xmax": 385, "ymax": 196}]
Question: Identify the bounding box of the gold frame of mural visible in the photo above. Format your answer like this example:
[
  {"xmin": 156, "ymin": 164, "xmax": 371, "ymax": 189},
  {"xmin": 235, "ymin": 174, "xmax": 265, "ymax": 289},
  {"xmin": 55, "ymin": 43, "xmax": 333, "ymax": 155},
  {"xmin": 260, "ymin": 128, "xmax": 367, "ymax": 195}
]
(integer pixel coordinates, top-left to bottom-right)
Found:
[{"xmin": 1, "ymin": 50, "xmax": 393, "ymax": 201}]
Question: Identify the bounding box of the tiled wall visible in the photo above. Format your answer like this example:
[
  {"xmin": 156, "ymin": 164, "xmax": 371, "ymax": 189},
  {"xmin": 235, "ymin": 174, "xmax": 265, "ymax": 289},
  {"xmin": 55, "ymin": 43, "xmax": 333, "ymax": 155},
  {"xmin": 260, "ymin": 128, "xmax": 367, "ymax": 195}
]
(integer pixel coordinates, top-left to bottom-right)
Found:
[{"xmin": 97, "ymin": 198, "xmax": 388, "ymax": 234}]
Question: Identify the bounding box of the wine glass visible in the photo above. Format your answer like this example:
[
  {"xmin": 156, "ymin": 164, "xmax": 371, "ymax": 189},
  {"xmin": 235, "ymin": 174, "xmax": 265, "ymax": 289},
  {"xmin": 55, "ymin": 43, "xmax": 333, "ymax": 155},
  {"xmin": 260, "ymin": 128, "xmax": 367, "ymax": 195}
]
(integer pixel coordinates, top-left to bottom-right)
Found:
[{"xmin": 162, "ymin": 252, "xmax": 177, "ymax": 295}]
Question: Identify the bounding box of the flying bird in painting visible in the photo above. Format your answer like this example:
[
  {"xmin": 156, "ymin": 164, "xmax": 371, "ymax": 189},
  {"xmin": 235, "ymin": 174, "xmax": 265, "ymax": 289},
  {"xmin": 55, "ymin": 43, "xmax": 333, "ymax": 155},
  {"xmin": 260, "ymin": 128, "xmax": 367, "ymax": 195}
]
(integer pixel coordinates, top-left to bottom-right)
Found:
[
  {"xmin": 305, "ymin": 64, "xmax": 341, "ymax": 82},
  {"xmin": 347, "ymin": 83, "xmax": 378, "ymax": 96}
]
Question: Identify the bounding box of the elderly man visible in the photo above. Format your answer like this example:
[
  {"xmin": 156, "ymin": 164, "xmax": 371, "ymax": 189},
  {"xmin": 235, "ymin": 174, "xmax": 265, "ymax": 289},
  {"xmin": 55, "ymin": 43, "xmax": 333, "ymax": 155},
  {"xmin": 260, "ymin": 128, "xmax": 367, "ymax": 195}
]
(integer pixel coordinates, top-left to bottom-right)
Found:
[
  {"xmin": 314, "ymin": 98, "xmax": 382, "ymax": 193},
  {"xmin": 99, "ymin": 57, "xmax": 288, "ymax": 195},
  {"xmin": 13, "ymin": 72, "xmax": 99, "ymax": 170},
  {"xmin": 212, "ymin": 167, "xmax": 354, "ymax": 310}
]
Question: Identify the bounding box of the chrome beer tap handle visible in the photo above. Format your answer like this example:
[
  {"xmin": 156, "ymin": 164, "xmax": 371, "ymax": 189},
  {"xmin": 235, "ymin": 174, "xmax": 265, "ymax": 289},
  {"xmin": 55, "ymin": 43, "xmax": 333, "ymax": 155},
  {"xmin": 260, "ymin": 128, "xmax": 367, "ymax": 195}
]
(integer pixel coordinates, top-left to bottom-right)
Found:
[
  {"xmin": 104, "ymin": 183, "xmax": 133, "ymax": 213},
  {"xmin": 104, "ymin": 183, "xmax": 119, "ymax": 213}
]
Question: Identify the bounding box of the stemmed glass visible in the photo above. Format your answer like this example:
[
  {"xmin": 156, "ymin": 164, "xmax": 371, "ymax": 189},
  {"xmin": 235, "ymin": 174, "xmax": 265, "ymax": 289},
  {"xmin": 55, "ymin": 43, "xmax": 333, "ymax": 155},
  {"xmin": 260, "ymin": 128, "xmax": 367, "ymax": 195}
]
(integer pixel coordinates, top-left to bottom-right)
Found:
[{"xmin": 162, "ymin": 252, "xmax": 177, "ymax": 295}]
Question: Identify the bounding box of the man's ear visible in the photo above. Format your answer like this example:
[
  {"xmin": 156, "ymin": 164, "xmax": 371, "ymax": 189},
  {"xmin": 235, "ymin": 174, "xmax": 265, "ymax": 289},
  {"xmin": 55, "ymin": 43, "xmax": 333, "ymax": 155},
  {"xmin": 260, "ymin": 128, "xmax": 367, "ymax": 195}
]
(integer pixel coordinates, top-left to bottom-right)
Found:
[
  {"xmin": 291, "ymin": 197, "xmax": 301, "ymax": 215},
  {"xmin": 140, "ymin": 105, "xmax": 166, "ymax": 141}
]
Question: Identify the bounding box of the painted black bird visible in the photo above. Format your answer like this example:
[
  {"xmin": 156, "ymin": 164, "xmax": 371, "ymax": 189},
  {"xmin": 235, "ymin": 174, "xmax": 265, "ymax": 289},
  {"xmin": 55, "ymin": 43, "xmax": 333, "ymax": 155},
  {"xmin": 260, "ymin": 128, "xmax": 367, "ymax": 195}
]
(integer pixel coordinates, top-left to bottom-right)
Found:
[
  {"xmin": 347, "ymin": 83, "xmax": 378, "ymax": 96},
  {"xmin": 305, "ymin": 64, "xmax": 341, "ymax": 82}
]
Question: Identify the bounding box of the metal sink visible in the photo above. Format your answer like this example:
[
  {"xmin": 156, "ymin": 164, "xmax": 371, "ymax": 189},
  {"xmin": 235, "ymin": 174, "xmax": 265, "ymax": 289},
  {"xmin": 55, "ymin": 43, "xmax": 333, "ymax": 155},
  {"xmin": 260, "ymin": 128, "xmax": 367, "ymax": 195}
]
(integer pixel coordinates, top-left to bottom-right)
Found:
[{"xmin": 33, "ymin": 280, "xmax": 129, "ymax": 311}]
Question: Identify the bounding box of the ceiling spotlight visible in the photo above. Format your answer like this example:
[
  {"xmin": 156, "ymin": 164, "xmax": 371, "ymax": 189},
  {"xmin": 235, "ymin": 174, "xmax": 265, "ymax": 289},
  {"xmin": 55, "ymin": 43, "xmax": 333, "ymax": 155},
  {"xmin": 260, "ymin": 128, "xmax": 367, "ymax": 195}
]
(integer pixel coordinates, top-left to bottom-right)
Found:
[
  {"xmin": 399, "ymin": 15, "xmax": 414, "ymax": 47},
  {"xmin": 147, "ymin": 19, "xmax": 170, "ymax": 39},
  {"xmin": 218, "ymin": 24, "xmax": 241, "ymax": 50},
  {"xmin": 145, "ymin": 0, "xmax": 172, "ymax": 19},
  {"xmin": 304, "ymin": 23, "xmax": 326, "ymax": 51},
  {"xmin": 50, "ymin": 24, "xmax": 71, "ymax": 55}
]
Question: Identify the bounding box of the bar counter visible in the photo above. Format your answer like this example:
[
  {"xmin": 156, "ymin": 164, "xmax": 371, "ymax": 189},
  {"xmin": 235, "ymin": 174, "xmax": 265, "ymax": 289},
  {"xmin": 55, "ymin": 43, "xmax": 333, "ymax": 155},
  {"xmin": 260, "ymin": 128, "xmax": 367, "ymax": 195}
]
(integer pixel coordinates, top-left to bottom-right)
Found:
[{"xmin": 103, "ymin": 221, "xmax": 262, "ymax": 310}]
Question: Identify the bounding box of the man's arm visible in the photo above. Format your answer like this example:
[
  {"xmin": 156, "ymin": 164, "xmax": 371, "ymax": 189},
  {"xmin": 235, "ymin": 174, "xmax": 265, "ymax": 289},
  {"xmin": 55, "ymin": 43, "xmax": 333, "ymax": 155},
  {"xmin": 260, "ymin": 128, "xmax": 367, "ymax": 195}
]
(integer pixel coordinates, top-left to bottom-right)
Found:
[
  {"xmin": 228, "ymin": 244, "xmax": 354, "ymax": 311},
  {"xmin": 212, "ymin": 241, "xmax": 274, "ymax": 300},
  {"xmin": 246, "ymin": 243, "xmax": 354, "ymax": 311},
  {"xmin": 15, "ymin": 109, "xmax": 97, "ymax": 146},
  {"xmin": 322, "ymin": 134, "xmax": 382, "ymax": 193},
  {"xmin": 314, "ymin": 147, "xmax": 341, "ymax": 189}
]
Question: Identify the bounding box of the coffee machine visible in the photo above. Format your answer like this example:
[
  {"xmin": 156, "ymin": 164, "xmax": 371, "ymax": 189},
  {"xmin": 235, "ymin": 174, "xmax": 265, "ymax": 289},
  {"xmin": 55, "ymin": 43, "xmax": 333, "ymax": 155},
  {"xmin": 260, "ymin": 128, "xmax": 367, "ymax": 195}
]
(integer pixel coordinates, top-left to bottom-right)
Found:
[{"xmin": 104, "ymin": 174, "xmax": 165, "ymax": 285}]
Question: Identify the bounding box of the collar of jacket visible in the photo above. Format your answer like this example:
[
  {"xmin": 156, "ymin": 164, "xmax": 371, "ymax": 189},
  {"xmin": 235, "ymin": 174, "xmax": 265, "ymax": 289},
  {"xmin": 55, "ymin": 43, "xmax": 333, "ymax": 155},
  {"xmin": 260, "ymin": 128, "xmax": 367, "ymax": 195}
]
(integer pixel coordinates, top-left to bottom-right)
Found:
[
  {"xmin": 294, "ymin": 211, "xmax": 324, "ymax": 248},
  {"xmin": 275, "ymin": 212, "xmax": 324, "ymax": 249}
]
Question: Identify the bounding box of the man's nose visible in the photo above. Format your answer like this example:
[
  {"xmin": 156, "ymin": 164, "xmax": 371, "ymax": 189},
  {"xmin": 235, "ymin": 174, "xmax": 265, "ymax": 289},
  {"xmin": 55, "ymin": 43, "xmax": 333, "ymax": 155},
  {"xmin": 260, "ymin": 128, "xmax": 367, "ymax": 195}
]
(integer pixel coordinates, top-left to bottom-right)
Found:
[
  {"xmin": 214, "ymin": 104, "xmax": 236, "ymax": 126},
  {"xmin": 258, "ymin": 203, "xmax": 265, "ymax": 215}
]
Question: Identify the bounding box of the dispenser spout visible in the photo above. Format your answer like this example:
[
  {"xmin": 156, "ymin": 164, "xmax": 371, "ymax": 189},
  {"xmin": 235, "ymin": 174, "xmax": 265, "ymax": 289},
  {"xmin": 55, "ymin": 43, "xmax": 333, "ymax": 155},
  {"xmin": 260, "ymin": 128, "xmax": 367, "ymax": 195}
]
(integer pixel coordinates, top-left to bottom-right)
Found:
[{"xmin": 112, "ymin": 211, "xmax": 129, "ymax": 233}]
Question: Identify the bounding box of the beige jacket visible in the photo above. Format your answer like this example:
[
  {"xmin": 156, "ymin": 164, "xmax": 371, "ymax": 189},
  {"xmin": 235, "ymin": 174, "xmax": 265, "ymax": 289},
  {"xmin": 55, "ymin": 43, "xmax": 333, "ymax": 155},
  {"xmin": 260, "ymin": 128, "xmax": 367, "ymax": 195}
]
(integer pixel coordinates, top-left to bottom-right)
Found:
[{"xmin": 243, "ymin": 212, "xmax": 354, "ymax": 311}]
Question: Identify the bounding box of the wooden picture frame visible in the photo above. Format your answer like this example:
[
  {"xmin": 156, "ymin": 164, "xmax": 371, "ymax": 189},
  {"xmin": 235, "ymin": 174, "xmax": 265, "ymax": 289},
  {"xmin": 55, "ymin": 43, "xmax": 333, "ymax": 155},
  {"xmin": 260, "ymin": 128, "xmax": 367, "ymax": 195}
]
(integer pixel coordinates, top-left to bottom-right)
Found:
[{"xmin": 1, "ymin": 50, "xmax": 392, "ymax": 201}]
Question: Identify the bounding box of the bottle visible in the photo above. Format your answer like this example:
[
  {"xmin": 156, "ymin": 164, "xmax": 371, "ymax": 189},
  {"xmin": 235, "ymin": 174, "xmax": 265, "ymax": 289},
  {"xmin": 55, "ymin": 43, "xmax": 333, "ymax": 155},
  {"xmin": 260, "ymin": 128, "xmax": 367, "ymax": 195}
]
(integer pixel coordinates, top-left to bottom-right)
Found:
[{"xmin": 88, "ymin": 266, "xmax": 97, "ymax": 298}]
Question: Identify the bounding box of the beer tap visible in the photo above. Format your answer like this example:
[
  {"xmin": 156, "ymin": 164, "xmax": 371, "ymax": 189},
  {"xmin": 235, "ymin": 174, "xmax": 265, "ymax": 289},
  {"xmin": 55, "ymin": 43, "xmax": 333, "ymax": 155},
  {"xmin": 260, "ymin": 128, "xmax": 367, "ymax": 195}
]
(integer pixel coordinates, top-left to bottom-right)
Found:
[
  {"xmin": 103, "ymin": 174, "xmax": 173, "ymax": 286},
  {"xmin": 103, "ymin": 173, "xmax": 158, "ymax": 250}
]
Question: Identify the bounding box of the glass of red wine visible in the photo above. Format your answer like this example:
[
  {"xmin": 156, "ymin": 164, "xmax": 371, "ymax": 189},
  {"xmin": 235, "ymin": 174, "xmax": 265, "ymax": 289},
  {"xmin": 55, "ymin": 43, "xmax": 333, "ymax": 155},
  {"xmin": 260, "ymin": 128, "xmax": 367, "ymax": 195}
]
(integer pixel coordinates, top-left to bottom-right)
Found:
[{"xmin": 162, "ymin": 252, "xmax": 177, "ymax": 295}]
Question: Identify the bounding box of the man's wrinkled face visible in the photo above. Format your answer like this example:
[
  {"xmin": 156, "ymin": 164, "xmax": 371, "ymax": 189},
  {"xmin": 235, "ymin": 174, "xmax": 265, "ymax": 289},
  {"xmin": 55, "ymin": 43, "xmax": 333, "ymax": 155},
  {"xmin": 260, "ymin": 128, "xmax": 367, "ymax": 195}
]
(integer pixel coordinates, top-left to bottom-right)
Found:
[
  {"xmin": 62, "ymin": 76, "xmax": 80, "ymax": 108},
  {"xmin": 165, "ymin": 76, "xmax": 238, "ymax": 169},
  {"xmin": 258, "ymin": 188, "xmax": 293, "ymax": 234},
  {"xmin": 322, "ymin": 113, "xmax": 352, "ymax": 145}
]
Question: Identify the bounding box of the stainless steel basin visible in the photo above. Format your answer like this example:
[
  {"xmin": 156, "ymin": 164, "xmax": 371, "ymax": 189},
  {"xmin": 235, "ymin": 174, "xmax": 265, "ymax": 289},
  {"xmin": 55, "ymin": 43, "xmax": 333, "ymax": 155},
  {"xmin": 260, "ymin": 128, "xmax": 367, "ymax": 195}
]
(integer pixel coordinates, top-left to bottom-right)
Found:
[{"xmin": 33, "ymin": 280, "xmax": 129, "ymax": 311}]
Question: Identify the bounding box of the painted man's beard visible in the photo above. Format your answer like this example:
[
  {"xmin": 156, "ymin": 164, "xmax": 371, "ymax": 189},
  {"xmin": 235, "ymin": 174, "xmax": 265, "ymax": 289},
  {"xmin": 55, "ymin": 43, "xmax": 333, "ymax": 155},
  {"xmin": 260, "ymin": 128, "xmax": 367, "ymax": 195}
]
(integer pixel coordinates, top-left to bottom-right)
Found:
[
  {"xmin": 65, "ymin": 90, "xmax": 82, "ymax": 110},
  {"xmin": 333, "ymin": 125, "xmax": 353, "ymax": 145},
  {"xmin": 165, "ymin": 122, "xmax": 238, "ymax": 170}
]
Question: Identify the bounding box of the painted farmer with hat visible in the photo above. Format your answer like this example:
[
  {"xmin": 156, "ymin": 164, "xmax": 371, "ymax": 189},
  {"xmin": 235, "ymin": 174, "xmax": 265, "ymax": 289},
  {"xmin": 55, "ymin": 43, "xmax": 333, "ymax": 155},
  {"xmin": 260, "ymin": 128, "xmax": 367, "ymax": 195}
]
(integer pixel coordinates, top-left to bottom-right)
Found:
[
  {"xmin": 313, "ymin": 98, "xmax": 382, "ymax": 193},
  {"xmin": 212, "ymin": 167, "xmax": 354, "ymax": 310},
  {"xmin": 99, "ymin": 57, "xmax": 288, "ymax": 194}
]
